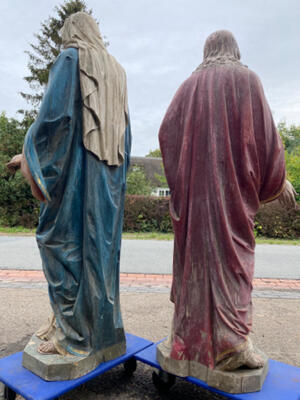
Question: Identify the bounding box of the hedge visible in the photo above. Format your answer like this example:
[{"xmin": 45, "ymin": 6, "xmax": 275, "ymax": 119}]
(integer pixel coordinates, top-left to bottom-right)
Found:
[
  {"xmin": 123, "ymin": 195, "xmax": 172, "ymax": 232},
  {"xmin": 0, "ymin": 168, "xmax": 39, "ymax": 227},
  {"xmin": 124, "ymin": 196, "xmax": 300, "ymax": 238},
  {"xmin": 255, "ymin": 200, "xmax": 300, "ymax": 239},
  {"xmin": 0, "ymin": 192, "xmax": 299, "ymax": 239}
]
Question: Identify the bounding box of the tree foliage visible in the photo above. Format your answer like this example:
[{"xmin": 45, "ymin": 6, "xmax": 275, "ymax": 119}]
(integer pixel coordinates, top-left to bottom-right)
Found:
[
  {"xmin": 285, "ymin": 147, "xmax": 300, "ymax": 199},
  {"xmin": 126, "ymin": 166, "xmax": 153, "ymax": 196},
  {"xmin": 154, "ymin": 164, "xmax": 168, "ymax": 187},
  {"xmin": 277, "ymin": 121, "xmax": 300, "ymax": 153},
  {"xmin": 146, "ymin": 148, "xmax": 162, "ymax": 158},
  {"xmin": 0, "ymin": 112, "xmax": 25, "ymax": 159},
  {"xmin": 21, "ymin": 0, "xmax": 92, "ymax": 109},
  {"xmin": 0, "ymin": 113, "xmax": 39, "ymax": 227},
  {"xmin": 145, "ymin": 149, "xmax": 167, "ymax": 187},
  {"xmin": 277, "ymin": 122, "xmax": 300, "ymax": 201}
]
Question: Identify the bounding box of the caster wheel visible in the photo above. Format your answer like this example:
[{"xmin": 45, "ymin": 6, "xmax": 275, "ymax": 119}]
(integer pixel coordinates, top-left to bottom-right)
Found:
[
  {"xmin": 123, "ymin": 358, "xmax": 137, "ymax": 376},
  {"xmin": 152, "ymin": 370, "xmax": 176, "ymax": 393},
  {"xmin": 4, "ymin": 386, "xmax": 16, "ymax": 400}
]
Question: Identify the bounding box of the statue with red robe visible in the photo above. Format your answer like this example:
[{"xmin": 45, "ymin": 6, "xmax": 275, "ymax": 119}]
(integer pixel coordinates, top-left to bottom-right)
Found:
[{"xmin": 157, "ymin": 30, "xmax": 295, "ymax": 391}]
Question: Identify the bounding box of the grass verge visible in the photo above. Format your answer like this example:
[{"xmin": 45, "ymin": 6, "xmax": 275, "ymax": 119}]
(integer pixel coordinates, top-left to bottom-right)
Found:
[
  {"xmin": 255, "ymin": 237, "xmax": 300, "ymax": 245},
  {"xmin": 0, "ymin": 226, "xmax": 35, "ymax": 235},
  {"xmin": 122, "ymin": 232, "xmax": 300, "ymax": 245},
  {"xmin": 0, "ymin": 226, "xmax": 299, "ymax": 244},
  {"xmin": 122, "ymin": 232, "xmax": 174, "ymax": 240}
]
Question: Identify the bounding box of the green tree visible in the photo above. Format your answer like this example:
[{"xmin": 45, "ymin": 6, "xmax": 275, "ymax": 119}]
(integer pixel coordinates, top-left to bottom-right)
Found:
[
  {"xmin": 0, "ymin": 113, "xmax": 39, "ymax": 227},
  {"xmin": 0, "ymin": 112, "xmax": 25, "ymax": 160},
  {"xmin": 145, "ymin": 149, "xmax": 168, "ymax": 187},
  {"xmin": 146, "ymin": 149, "xmax": 161, "ymax": 158},
  {"xmin": 126, "ymin": 166, "xmax": 153, "ymax": 195},
  {"xmin": 285, "ymin": 147, "xmax": 300, "ymax": 200},
  {"xmin": 277, "ymin": 122, "xmax": 300, "ymax": 153},
  {"xmin": 21, "ymin": 0, "xmax": 92, "ymax": 109},
  {"xmin": 277, "ymin": 122, "xmax": 300, "ymax": 202},
  {"xmin": 154, "ymin": 164, "xmax": 168, "ymax": 187}
]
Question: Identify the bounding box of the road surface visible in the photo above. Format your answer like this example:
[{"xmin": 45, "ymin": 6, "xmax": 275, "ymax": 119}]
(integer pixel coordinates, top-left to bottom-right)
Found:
[{"xmin": 0, "ymin": 236, "xmax": 299, "ymax": 279}]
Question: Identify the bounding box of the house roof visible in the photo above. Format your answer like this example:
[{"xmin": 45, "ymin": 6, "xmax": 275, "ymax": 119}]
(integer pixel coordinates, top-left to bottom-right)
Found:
[{"xmin": 130, "ymin": 156, "xmax": 165, "ymax": 187}]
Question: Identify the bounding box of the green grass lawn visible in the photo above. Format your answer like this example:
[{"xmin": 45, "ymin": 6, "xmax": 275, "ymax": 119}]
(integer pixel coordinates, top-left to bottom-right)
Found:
[
  {"xmin": 122, "ymin": 232, "xmax": 174, "ymax": 241},
  {"xmin": 255, "ymin": 237, "xmax": 300, "ymax": 245},
  {"xmin": 123, "ymin": 232, "xmax": 300, "ymax": 245},
  {"xmin": 0, "ymin": 226, "xmax": 299, "ymax": 244},
  {"xmin": 0, "ymin": 226, "xmax": 36, "ymax": 235}
]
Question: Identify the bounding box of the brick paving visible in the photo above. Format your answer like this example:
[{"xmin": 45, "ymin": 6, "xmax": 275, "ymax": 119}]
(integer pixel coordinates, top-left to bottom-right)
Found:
[{"xmin": 0, "ymin": 269, "xmax": 300, "ymax": 291}]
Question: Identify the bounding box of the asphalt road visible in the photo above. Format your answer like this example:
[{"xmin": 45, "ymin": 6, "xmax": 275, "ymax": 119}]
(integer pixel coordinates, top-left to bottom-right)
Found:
[{"xmin": 0, "ymin": 236, "xmax": 299, "ymax": 279}]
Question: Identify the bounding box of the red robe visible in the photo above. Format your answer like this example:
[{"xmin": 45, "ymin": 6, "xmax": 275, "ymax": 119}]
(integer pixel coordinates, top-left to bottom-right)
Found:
[{"xmin": 159, "ymin": 64, "xmax": 285, "ymax": 369}]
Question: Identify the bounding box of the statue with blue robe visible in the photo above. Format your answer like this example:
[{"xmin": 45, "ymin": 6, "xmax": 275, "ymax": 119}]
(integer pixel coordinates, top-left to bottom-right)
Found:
[{"xmin": 7, "ymin": 12, "xmax": 131, "ymax": 379}]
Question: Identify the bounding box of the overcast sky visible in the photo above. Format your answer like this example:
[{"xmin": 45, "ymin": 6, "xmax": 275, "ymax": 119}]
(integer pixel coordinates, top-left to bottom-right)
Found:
[{"xmin": 1, "ymin": 0, "xmax": 300, "ymax": 155}]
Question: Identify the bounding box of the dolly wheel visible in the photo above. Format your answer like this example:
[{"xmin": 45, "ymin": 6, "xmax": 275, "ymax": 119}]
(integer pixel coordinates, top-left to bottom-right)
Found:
[
  {"xmin": 4, "ymin": 386, "xmax": 16, "ymax": 400},
  {"xmin": 152, "ymin": 370, "xmax": 176, "ymax": 393},
  {"xmin": 123, "ymin": 358, "xmax": 137, "ymax": 376}
]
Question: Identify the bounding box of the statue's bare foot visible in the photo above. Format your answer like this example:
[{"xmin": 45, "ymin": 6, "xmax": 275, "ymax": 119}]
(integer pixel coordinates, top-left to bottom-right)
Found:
[
  {"xmin": 243, "ymin": 347, "xmax": 265, "ymax": 369},
  {"xmin": 217, "ymin": 340, "xmax": 265, "ymax": 371},
  {"xmin": 38, "ymin": 341, "xmax": 59, "ymax": 355}
]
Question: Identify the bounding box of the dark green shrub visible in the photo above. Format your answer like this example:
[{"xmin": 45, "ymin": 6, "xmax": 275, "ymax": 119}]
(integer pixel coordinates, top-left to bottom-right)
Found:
[
  {"xmin": 1, "ymin": 189, "xmax": 299, "ymax": 239},
  {"xmin": 123, "ymin": 195, "xmax": 172, "ymax": 232},
  {"xmin": 0, "ymin": 167, "xmax": 39, "ymax": 228},
  {"xmin": 255, "ymin": 201, "xmax": 300, "ymax": 239}
]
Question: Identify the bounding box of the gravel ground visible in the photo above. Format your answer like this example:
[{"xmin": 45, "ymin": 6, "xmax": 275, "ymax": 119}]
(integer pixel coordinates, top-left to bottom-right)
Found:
[{"xmin": 1, "ymin": 289, "xmax": 300, "ymax": 399}]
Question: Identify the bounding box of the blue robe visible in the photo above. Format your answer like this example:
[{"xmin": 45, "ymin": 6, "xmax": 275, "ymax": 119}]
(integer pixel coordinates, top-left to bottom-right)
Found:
[{"xmin": 24, "ymin": 48, "xmax": 131, "ymax": 356}]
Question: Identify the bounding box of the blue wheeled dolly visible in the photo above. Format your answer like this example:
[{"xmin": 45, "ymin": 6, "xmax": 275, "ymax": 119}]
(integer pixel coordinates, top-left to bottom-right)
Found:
[
  {"xmin": 0, "ymin": 333, "xmax": 152, "ymax": 400},
  {"xmin": 1, "ymin": 335, "xmax": 300, "ymax": 399},
  {"xmin": 135, "ymin": 340, "xmax": 300, "ymax": 400}
]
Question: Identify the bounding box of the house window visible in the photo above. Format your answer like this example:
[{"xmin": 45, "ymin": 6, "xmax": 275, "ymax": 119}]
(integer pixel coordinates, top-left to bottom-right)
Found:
[{"xmin": 152, "ymin": 187, "xmax": 170, "ymax": 197}]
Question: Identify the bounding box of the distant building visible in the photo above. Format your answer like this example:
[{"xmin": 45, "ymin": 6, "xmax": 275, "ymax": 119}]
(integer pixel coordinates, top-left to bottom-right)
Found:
[
  {"xmin": 151, "ymin": 187, "xmax": 170, "ymax": 197},
  {"xmin": 130, "ymin": 156, "xmax": 170, "ymax": 197}
]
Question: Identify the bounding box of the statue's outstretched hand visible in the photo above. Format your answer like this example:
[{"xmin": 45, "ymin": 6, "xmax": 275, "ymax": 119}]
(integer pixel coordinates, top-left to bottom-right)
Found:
[
  {"xmin": 278, "ymin": 180, "xmax": 298, "ymax": 209},
  {"xmin": 7, "ymin": 151, "xmax": 46, "ymax": 203},
  {"xmin": 20, "ymin": 153, "xmax": 46, "ymax": 203},
  {"xmin": 6, "ymin": 153, "xmax": 23, "ymax": 173}
]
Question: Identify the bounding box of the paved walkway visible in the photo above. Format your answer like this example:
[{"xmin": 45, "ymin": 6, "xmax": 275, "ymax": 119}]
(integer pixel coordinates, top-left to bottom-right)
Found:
[
  {"xmin": 0, "ymin": 236, "xmax": 300, "ymax": 278},
  {"xmin": 1, "ymin": 240, "xmax": 300, "ymax": 399},
  {"xmin": 1, "ymin": 269, "xmax": 300, "ymax": 298}
]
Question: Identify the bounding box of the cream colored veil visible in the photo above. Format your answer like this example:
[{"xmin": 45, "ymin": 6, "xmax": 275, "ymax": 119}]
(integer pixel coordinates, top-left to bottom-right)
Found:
[{"xmin": 61, "ymin": 12, "xmax": 128, "ymax": 166}]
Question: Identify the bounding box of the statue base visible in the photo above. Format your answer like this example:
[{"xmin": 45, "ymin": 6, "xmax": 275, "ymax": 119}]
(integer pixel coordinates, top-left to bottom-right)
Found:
[
  {"xmin": 22, "ymin": 334, "xmax": 126, "ymax": 381},
  {"xmin": 156, "ymin": 339, "xmax": 268, "ymax": 394}
]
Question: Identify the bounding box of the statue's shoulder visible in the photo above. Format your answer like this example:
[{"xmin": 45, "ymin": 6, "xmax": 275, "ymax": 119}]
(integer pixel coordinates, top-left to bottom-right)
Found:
[
  {"xmin": 51, "ymin": 48, "xmax": 79, "ymax": 74},
  {"xmin": 58, "ymin": 47, "xmax": 79, "ymax": 61},
  {"xmin": 247, "ymin": 67, "xmax": 261, "ymax": 82},
  {"xmin": 48, "ymin": 48, "xmax": 79, "ymax": 81},
  {"xmin": 243, "ymin": 67, "xmax": 264, "ymax": 91},
  {"xmin": 180, "ymin": 71, "xmax": 201, "ymax": 91}
]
